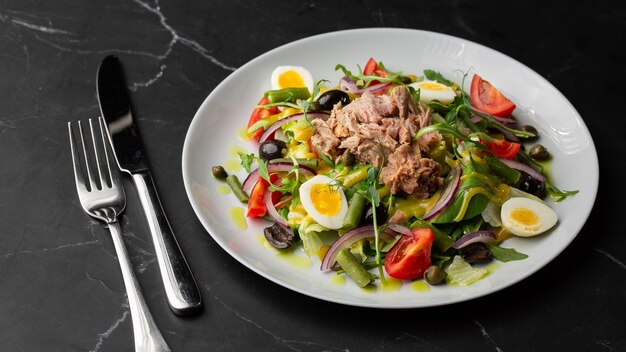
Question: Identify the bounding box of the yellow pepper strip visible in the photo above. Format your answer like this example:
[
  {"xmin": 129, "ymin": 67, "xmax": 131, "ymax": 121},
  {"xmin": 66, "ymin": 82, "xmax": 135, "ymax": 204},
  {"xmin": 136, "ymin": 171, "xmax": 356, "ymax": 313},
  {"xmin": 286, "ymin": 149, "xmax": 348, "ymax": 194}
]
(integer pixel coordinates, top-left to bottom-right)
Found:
[{"xmin": 377, "ymin": 186, "xmax": 390, "ymax": 199}]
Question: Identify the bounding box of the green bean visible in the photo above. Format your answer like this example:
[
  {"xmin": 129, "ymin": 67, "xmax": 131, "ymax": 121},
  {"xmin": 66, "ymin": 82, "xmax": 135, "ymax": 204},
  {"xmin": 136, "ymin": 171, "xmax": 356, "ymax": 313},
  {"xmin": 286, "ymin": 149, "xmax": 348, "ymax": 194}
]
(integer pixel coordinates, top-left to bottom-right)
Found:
[
  {"xmin": 342, "ymin": 192, "xmax": 366, "ymax": 230},
  {"xmin": 335, "ymin": 248, "xmax": 373, "ymax": 288},
  {"xmin": 264, "ymin": 87, "xmax": 311, "ymax": 104},
  {"xmin": 226, "ymin": 175, "xmax": 249, "ymax": 203},
  {"xmin": 270, "ymin": 158, "xmax": 319, "ymax": 169}
]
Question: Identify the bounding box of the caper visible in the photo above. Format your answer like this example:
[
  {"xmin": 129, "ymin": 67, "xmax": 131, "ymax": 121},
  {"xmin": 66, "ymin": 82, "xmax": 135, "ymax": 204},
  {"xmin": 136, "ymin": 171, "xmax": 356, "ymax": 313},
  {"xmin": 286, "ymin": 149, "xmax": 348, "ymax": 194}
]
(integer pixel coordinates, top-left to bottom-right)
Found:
[
  {"xmin": 316, "ymin": 90, "xmax": 350, "ymax": 110},
  {"xmin": 341, "ymin": 150, "xmax": 355, "ymax": 167},
  {"xmin": 424, "ymin": 266, "xmax": 447, "ymax": 285},
  {"xmin": 211, "ymin": 165, "xmax": 228, "ymax": 179},
  {"xmin": 259, "ymin": 140, "xmax": 287, "ymax": 161},
  {"xmin": 519, "ymin": 125, "xmax": 539, "ymax": 141},
  {"xmin": 529, "ymin": 144, "xmax": 550, "ymax": 161}
]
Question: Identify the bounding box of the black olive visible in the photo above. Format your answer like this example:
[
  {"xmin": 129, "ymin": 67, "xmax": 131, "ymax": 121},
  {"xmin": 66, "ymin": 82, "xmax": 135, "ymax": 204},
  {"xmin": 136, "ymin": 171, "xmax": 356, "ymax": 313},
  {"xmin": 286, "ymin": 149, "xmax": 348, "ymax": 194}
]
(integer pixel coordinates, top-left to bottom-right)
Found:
[
  {"xmin": 519, "ymin": 125, "xmax": 539, "ymax": 141},
  {"xmin": 341, "ymin": 150, "xmax": 355, "ymax": 167},
  {"xmin": 316, "ymin": 90, "xmax": 350, "ymax": 110},
  {"xmin": 259, "ymin": 140, "xmax": 287, "ymax": 161},
  {"xmin": 517, "ymin": 172, "xmax": 546, "ymax": 198},
  {"xmin": 309, "ymin": 101, "xmax": 321, "ymax": 112},
  {"xmin": 459, "ymin": 242, "xmax": 492, "ymax": 264},
  {"xmin": 361, "ymin": 204, "xmax": 388, "ymax": 225},
  {"xmin": 529, "ymin": 144, "xmax": 550, "ymax": 161},
  {"xmin": 424, "ymin": 265, "xmax": 447, "ymax": 285},
  {"xmin": 400, "ymin": 76, "xmax": 413, "ymax": 84},
  {"xmin": 211, "ymin": 165, "xmax": 228, "ymax": 179},
  {"xmin": 263, "ymin": 223, "xmax": 297, "ymax": 249}
]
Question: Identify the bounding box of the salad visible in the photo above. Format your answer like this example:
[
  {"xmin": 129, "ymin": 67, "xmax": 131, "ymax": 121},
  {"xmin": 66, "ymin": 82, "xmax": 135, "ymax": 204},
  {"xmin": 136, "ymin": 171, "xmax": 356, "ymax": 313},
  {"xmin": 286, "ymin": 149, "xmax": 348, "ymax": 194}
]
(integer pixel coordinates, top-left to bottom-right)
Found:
[{"xmin": 212, "ymin": 58, "xmax": 578, "ymax": 288}]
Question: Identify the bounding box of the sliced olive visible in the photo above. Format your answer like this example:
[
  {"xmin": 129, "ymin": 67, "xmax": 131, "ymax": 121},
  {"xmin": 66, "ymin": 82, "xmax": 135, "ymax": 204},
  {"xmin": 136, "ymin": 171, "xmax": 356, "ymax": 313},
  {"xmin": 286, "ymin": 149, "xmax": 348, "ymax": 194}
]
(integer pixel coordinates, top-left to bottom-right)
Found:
[
  {"xmin": 263, "ymin": 223, "xmax": 297, "ymax": 249},
  {"xmin": 400, "ymin": 76, "xmax": 413, "ymax": 84},
  {"xmin": 211, "ymin": 165, "xmax": 228, "ymax": 179},
  {"xmin": 424, "ymin": 265, "xmax": 447, "ymax": 285},
  {"xmin": 517, "ymin": 172, "xmax": 546, "ymax": 198},
  {"xmin": 529, "ymin": 144, "xmax": 550, "ymax": 161},
  {"xmin": 459, "ymin": 242, "xmax": 492, "ymax": 264},
  {"xmin": 519, "ymin": 125, "xmax": 539, "ymax": 141},
  {"xmin": 316, "ymin": 90, "xmax": 350, "ymax": 110},
  {"xmin": 259, "ymin": 140, "xmax": 287, "ymax": 161}
]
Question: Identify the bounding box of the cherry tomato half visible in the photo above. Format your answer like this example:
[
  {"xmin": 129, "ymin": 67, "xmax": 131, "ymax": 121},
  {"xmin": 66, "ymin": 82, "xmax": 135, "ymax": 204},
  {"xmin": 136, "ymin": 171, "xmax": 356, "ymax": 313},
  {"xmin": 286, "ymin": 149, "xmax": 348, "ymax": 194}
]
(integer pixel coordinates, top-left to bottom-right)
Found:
[
  {"xmin": 384, "ymin": 228, "xmax": 435, "ymax": 280},
  {"xmin": 470, "ymin": 74, "xmax": 516, "ymax": 117},
  {"xmin": 484, "ymin": 138, "xmax": 521, "ymax": 159},
  {"xmin": 247, "ymin": 97, "xmax": 279, "ymax": 142}
]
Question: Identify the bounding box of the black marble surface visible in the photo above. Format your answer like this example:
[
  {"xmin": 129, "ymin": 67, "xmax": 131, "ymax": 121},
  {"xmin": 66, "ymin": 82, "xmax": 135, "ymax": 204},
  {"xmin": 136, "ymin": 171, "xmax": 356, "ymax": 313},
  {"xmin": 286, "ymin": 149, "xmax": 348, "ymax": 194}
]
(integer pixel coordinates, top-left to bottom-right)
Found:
[{"xmin": 0, "ymin": 1, "xmax": 624, "ymax": 351}]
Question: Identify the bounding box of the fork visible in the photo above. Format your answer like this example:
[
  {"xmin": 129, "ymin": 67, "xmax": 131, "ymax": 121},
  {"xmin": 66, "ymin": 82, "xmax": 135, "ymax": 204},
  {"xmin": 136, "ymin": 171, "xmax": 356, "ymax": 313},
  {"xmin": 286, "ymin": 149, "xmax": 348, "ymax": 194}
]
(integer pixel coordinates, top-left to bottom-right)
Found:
[{"xmin": 69, "ymin": 117, "xmax": 171, "ymax": 352}]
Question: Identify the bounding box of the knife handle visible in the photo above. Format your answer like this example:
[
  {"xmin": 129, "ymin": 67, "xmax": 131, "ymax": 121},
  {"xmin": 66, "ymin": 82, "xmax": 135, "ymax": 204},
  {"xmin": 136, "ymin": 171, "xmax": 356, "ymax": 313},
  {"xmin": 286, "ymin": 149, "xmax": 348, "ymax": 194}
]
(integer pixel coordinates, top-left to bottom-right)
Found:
[{"xmin": 132, "ymin": 172, "xmax": 202, "ymax": 315}]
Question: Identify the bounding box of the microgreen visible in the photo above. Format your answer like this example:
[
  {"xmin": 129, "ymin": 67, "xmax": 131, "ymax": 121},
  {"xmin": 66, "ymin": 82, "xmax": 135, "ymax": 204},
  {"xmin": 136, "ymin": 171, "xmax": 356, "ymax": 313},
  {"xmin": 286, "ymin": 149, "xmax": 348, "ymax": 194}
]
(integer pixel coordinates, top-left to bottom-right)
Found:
[{"xmin": 238, "ymin": 152, "xmax": 256, "ymax": 173}]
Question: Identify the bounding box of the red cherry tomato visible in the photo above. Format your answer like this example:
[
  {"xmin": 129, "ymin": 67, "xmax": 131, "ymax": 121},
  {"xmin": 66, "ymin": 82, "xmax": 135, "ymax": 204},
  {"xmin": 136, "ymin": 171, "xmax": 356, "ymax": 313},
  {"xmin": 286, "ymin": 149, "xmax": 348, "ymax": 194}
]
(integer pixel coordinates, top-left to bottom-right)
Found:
[
  {"xmin": 470, "ymin": 74, "xmax": 516, "ymax": 117},
  {"xmin": 247, "ymin": 174, "xmax": 281, "ymax": 218},
  {"xmin": 363, "ymin": 57, "xmax": 379, "ymax": 76},
  {"xmin": 484, "ymin": 138, "xmax": 521, "ymax": 159},
  {"xmin": 247, "ymin": 97, "xmax": 279, "ymax": 142},
  {"xmin": 384, "ymin": 228, "xmax": 435, "ymax": 280}
]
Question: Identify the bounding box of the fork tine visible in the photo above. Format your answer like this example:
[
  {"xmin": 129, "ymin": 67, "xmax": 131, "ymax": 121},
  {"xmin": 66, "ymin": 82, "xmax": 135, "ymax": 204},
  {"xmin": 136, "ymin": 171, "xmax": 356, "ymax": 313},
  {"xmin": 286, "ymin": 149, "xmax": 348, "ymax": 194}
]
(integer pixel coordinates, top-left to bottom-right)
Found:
[
  {"xmin": 68, "ymin": 122, "xmax": 87, "ymax": 192},
  {"xmin": 98, "ymin": 116, "xmax": 120, "ymax": 188},
  {"xmin": 89, "ymin": 118, "xmax": 108, "ymax": 189},
  {"xmin": 78, "ymin": 120, "xmax": 97, "ymax": 191}
]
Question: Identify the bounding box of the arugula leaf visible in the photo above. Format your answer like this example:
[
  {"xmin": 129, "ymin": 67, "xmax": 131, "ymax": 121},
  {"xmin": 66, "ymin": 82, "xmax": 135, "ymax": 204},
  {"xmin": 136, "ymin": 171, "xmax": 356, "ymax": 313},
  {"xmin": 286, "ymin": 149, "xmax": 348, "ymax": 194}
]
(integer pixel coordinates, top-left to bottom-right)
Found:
[
  {"xmin": 238, "ymin": 152, "xmax": 256, "ymax": 173},
  {"xmin": 407, "ymin": 85, "xmax": 420, "ymax": 105},
  {"xmin": 487, "ymin": 244, "xmax": 528, "ymax": 262},
  {"xmin": 365, "ymin": 167, "xmax": 380, "ymax": 207},
  {"xmin": 424, "ymin": 69, "xmax": 454, "ymax": 86},
  {"xmin": 257, "ymin": 159, "xmax": 270, "ymax": 183}
]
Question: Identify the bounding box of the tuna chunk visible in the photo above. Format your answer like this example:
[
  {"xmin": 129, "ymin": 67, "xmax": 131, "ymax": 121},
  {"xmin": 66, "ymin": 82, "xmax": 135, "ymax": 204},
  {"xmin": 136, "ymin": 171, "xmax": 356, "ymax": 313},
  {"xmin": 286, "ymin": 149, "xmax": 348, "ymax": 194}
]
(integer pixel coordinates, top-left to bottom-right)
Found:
[
  {"xmin": 309, "ymin": 85, "xmax": 443, "ymax": 198},
  {"xmin": 380, "ymin": 143, "xmax": 444, "ymax": 197}
]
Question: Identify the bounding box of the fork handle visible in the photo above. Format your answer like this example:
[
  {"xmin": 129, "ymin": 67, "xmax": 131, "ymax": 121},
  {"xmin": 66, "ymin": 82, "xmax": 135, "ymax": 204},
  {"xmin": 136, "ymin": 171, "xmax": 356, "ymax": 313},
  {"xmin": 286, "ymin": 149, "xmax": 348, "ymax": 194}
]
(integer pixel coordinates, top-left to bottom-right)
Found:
[
  {"xmin": 132, "ymin": 172, "xmax": 202, "ymax": 315},
  {"xmin": 108, "ymin": 221, "xmax": 171, "ymax": 352}
]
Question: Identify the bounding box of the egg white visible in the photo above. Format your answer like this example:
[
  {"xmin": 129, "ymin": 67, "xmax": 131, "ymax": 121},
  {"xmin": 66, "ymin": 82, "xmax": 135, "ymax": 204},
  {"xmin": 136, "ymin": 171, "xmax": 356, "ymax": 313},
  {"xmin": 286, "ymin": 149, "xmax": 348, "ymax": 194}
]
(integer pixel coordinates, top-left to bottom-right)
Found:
[
  {"xmin": 299, "ymin": 175, "xmax": 348, "ymax": 230},
  {"xmin": 501, "ymin": 197, "xmax": 558, "ymax": 237},
  {"xmin": 410, "ymin": 80, "xmax": 456, "ymax": 104},
  {"xmin": 270, "ymin": 66, "xmax": 314, "ymax": 93}
]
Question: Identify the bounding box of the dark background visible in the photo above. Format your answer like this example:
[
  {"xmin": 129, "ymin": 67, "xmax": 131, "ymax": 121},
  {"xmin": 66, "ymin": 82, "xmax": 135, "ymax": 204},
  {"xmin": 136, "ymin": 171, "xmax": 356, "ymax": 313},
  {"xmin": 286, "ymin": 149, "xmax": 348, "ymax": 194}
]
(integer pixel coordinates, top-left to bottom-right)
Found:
[{"xmin": 1, "ymin": 1, "xmax": 624, "ymax": 351}]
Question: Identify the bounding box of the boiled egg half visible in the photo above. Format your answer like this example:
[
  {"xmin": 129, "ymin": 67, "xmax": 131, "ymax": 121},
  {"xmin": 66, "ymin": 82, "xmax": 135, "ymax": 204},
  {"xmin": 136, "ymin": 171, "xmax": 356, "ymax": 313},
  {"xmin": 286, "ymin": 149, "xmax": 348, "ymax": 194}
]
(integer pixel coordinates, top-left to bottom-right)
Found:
[
  {"xmin": 299, "ymin": 175, "xmax": 348, "ymax": 230},
  {"xmin": 271, "ymin": 66, "xmax": 314, "ymax": 93},
  {"xmin": 410, "ymin": 80, "xmax": 456, "ymax": 104},
  {"xmin": 500, "ymin": 197, "xmax": 558, "ymax": 237}
]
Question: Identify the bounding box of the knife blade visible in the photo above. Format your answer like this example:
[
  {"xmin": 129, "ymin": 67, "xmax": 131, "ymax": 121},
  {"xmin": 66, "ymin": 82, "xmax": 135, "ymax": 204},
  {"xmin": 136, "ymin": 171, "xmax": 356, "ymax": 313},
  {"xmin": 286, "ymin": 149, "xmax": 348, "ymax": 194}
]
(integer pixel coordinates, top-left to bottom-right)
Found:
[{"xmin": 97, "ymin": 55, "xmax": 201, "ymax": 315}]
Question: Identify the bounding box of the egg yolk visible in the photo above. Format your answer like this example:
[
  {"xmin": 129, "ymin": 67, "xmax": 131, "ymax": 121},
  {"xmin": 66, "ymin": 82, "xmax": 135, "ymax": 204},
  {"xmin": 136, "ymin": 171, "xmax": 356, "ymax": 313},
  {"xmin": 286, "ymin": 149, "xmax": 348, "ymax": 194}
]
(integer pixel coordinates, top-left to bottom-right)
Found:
[
  {"xmin": 310, "ymin": 184, "xmax": 341, "ymax": 216},
  {"xmin": 510, "ymin": 208, "xmax": 541, "ymax": 230},
  {"xmin": 419, "ymin": 82, "xmax": 448, "ymax": 91},
  {"xmin": 278, "ymin": 70, "xmax": 305, "ymax": 89}
]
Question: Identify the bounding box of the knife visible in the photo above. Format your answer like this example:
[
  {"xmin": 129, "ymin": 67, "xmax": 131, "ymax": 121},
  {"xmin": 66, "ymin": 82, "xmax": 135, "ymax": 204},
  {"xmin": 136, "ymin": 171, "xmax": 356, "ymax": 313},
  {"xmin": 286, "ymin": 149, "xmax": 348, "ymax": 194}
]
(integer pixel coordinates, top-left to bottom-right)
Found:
[{"xmin": 97, "ymin": 55, "xmax": 202, "ymax": 315}]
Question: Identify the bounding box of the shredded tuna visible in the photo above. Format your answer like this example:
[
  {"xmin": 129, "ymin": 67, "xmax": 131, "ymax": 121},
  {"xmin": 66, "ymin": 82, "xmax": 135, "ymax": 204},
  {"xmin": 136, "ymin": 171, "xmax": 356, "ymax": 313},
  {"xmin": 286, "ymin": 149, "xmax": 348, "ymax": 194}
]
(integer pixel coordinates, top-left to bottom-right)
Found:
[{"xmin": 310, "ymin": 85, "xmax": 443, "ymax": 197}]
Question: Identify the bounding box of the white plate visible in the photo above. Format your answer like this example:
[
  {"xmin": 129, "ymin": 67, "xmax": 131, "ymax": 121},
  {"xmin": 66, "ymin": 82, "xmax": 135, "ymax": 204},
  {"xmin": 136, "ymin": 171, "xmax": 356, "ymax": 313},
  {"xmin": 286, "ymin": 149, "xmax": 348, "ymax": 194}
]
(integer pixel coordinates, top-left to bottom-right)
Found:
[{"xmin": 182, "ymin": 28, "xmax": 598, "ymax": 308}]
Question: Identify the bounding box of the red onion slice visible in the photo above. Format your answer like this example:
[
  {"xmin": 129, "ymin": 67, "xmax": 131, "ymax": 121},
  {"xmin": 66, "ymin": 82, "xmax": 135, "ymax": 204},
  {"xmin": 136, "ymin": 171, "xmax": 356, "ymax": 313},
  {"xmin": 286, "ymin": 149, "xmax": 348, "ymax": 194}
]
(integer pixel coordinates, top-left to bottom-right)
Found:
[
  {"xmin": 452, "ymin": 230, "xmax": 496, "ymax": 249},
  {"xmin": 386, "ymin": 224, "xmax": 413, "ymax": 236},
  {"xmin": 498, "ymin": 158, "xmax": 545, "ymax": 182},
  {"xmin": 259, "ymin": 112, "xmax": 330, "ymax": 143},
  {"xmin": 423, "ymin": 163, "xmax": 462, "ymax": 221},
  {"xmin": 263, "ymin": 190, "xmax": 287, "ymax": 226},
  {"xmin": 339, "ymin": 76, "xmax": 360, "ymax": 93},
  {"xmin": 338, "ymin": 76, "xmax": 392, "ymax": 96},
  {"xmin": 364, "ymin": 81, "xmax": 392, "ymax": 94},
  {"xmin": 471, "ymin": 107, "xmax": 518, "ymax": 125},
  {"xmin": 242, "ymin": 162, "xmax": 316, "ymax": 194},
  {"xmin": 320, "ymin": 224, "xmax": 413, "ymax": 271}
]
